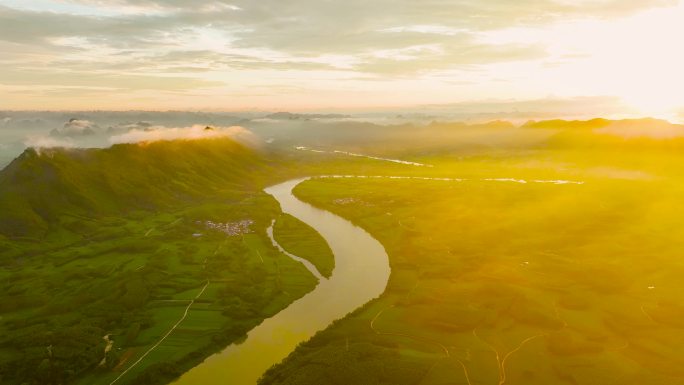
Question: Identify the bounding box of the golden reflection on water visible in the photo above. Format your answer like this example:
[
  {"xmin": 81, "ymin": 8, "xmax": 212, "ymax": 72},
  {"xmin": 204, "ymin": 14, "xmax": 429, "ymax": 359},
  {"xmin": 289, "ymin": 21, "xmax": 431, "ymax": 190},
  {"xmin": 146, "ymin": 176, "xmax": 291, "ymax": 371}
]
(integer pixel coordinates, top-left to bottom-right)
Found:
[{"xmin": 172, "ymin": 178, "xmax": 391, "ymax": 385}]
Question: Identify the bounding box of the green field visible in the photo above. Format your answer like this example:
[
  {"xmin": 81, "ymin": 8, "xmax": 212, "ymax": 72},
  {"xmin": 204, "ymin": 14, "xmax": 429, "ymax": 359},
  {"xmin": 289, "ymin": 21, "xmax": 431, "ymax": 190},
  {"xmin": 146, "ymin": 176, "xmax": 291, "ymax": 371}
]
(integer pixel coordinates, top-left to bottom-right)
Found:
[
  {"xmin": 4, "ymin": 119, "xmax": 684, "ymax": 385},
  {"xmin": 0, "ymin": 135, "xmax": 413, "ymax": 385},
  {"xmin": 273, "ymin": 214, "xmax": 335, "ymax": 278},
  {"xmin": 0, "ymin": 138, "xmax": 317, "ymax": 385},
  {"xmin": 260, "ymin": 131, "xmax": 684, "ymax": 385},
  {"xmin": 0, "ymin": 195, "xmax": 320, "ymax": 385}
]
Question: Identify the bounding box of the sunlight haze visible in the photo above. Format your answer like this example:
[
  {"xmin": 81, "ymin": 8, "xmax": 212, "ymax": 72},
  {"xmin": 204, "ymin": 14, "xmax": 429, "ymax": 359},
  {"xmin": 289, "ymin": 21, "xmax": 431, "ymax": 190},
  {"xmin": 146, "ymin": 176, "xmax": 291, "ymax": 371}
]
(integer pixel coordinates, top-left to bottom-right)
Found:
[
  {"xmin": 0, "ymin": 0, "xmax": 682, "ymax": 120},
  {"xmin": 3, "ymin": 3, "xmax": 684, "ymax": 385}
]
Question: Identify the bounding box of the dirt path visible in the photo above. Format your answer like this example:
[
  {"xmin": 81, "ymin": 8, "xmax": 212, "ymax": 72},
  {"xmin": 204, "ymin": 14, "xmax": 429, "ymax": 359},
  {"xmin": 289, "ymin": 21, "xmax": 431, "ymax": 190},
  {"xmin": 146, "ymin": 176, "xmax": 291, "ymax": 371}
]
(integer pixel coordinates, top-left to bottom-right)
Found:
[
  {"xmin": 109, "ymin": 281, "xmax": 209, "ymax": 385},
  {"xmin": 499, "ymin": 334, "xmax": 544, "ymax": 385},
  {"xmin": 473, "ymin": 328, "xmax": 546, "ymax": 385}
]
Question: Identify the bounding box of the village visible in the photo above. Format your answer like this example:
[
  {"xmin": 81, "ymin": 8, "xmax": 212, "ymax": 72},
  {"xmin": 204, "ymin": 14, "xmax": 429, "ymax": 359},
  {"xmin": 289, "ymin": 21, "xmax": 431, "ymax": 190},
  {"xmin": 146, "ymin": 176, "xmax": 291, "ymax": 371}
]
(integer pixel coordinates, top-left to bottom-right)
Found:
[{"xmin": 195, "ymin": 219, "xmax": 255, "ymax": 237}]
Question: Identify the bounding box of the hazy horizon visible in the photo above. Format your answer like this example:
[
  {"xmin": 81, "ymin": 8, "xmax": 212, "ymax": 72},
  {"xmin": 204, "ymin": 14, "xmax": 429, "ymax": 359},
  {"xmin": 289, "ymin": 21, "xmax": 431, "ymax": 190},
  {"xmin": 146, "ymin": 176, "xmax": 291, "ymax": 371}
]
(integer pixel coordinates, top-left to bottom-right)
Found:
[{"xmin": 2, "ymin": 2, "xmax": 684, "ymax": 385}]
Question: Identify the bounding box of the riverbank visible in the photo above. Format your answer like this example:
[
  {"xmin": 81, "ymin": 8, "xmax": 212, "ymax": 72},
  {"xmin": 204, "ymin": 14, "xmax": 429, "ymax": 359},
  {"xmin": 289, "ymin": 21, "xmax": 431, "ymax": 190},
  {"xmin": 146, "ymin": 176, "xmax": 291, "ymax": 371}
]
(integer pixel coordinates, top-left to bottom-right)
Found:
[{"xmin": 171, "ymin": 178, "xmax": 391, "ymax": 385}]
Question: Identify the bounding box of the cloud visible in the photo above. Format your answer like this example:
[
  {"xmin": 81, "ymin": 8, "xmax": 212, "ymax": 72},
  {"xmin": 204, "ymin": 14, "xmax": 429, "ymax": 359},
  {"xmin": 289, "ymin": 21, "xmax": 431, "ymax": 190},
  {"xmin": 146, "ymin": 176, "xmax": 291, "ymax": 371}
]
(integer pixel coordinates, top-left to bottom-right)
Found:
[
  {"xmin": 24, "ymin": 135, "xmax": 75, "ymax": 149},
  {"xmin": 0, "ymin": 0, "xmax": 679, "ymax": 111},
  {"xmin": 50, "ymin": 118, "xmax": 99, "ymax": 137},
  {"xmin": 356, "ymin": 42, "xmax": 545, "ymax": 75},
  {"xmin": 0, "ymin": 68, "xmax": 222, "ymax": 90},
  {"xmin": 109, "ymin": 124, "xmax": 259, "ymax": 145},
  {"xmin": 1, "ymin": 1, "xmax": 673, "ymax": 71},
  {"xmin": 106, "ymin": 121, "xmax": 154, "ymax": 134}
]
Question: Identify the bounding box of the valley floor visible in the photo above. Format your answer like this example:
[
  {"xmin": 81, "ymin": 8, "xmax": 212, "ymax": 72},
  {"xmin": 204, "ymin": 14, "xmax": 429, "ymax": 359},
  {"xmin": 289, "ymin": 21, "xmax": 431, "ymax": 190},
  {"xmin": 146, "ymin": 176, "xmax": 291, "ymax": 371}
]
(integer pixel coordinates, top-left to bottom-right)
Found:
[{"xmin": 260, "ymin": 151, "xmax": 684, "ymax": 385}]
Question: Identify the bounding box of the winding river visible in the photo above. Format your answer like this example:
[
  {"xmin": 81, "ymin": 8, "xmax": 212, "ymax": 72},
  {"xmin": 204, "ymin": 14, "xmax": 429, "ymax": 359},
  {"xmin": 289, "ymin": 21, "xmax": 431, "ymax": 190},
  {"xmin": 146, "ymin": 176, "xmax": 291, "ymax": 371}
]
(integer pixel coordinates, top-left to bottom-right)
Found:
[{"xmin": 173, "ymin": 178, "xmax": 391, "ymax": 385}]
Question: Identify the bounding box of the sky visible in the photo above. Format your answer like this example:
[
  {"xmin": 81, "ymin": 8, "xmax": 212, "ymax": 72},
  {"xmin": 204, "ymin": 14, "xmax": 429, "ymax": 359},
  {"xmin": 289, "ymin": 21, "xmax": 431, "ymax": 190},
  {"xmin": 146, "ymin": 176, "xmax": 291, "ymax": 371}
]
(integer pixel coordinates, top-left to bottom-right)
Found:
[{"xmin": 1, "ymin": 0, "xmax": 683, "ymax": 119}]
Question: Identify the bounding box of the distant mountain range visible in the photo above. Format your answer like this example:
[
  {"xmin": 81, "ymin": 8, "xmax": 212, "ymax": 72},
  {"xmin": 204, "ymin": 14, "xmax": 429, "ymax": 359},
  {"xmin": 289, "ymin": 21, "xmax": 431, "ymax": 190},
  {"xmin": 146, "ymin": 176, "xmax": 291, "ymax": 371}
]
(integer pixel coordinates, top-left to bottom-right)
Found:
[{"xmin": 3, "ymin": 117, "xmax": 684, "ymax": 237}]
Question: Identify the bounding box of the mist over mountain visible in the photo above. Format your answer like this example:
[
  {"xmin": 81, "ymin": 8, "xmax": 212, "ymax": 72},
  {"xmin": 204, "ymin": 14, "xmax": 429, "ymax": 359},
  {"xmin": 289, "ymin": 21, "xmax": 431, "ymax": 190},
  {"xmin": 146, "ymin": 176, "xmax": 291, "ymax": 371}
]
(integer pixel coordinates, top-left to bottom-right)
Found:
[
  {"xmin": 0, "ymin": 96, "xmax": 650, "ymax": 168},
  {"xmin": 4, "ymin": 115, "xmax": 684, "ymax": 238}
]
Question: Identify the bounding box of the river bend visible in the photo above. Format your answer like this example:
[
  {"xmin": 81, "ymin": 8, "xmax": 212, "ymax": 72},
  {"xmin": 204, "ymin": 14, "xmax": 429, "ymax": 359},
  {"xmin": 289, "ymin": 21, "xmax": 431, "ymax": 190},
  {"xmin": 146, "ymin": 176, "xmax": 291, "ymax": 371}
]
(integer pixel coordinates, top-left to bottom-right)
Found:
[{"xmin": 173, "ymin": 178, "xmax": 391, "ymax": 385}]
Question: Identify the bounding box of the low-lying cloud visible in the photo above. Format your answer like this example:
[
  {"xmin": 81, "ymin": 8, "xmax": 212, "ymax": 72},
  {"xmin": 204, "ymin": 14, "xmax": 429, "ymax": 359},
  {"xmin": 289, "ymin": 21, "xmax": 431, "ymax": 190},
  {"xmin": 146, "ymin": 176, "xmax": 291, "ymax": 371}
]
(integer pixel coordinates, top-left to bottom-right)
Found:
[
  {"xmin": 51, "ymin": 118, "xmax": 99, "ymax": 137},
  {"xmin": 109, "ymin": 124, "xmax": 259, "ymax": 146},
  {"xmin": 24, "ymin": 135, "xmax": 75, "ymax": 149},
  {"xmin": 106, "ymin": 121, "xmax": 154, "ymax": 134}
]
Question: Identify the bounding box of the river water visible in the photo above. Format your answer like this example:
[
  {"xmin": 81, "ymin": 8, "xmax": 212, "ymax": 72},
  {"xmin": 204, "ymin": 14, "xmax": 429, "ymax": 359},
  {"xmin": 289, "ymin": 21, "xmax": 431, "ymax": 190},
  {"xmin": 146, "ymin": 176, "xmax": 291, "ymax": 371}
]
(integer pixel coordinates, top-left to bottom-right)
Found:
[{"xmin": 173, "ymin": 178, "xmax": 391, "ymax": 385}]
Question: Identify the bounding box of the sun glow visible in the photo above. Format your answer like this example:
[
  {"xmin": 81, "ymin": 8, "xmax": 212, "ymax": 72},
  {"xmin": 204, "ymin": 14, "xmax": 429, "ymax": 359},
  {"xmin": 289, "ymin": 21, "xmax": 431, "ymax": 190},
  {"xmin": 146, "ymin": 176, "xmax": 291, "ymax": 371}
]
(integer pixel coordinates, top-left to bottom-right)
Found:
[
  {"xmin": 1, "ymin": 0, "xmax": 683, "ymax": 116},
  {"xmin": 478, "ymin": 1, "xmax": 684, "ymax": 120},
  {"xmin": 570, "ymin": 2, "xmax": 684, "ymax": 118}
]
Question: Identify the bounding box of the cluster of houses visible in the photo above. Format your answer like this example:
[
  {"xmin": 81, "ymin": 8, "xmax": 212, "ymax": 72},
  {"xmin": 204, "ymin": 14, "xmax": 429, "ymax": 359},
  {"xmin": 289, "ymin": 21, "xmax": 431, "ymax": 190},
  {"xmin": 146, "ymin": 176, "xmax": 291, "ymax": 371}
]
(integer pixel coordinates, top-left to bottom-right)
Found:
[
  {"xmin": 333, "ymin": 197, "xmax": 375, "ymax": 207},
  {"xmin": 194, "ymin": 219, "xmax": 255, "ymax": 237},
  {"xmin": 333, "ymin": 197, "xmax": 358, "ymax": 205}
]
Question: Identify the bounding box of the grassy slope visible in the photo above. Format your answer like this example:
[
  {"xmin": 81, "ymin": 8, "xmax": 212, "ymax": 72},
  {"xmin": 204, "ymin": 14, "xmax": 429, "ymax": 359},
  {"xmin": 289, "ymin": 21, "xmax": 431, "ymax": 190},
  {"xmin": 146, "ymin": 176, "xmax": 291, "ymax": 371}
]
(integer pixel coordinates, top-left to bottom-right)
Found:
[
  {"xmin": 0, "ymin": 138, "xmax": 268, "ymax": 238},
  {"xmin": 0, "ymin": 134, "xmax": 422, "ymax": 385},
  {"xmin": 260, "ymin": 140, "xmax": 684, "ymax": 385},
  {"xmin": 4, "ymin": 118, "xmax": 684, "ymax": 385},
  {"xmin": 273, "ymin": 214, "xmax": 335, "ymax": 278},
  {"xmin": 0, "ymin": 138, "xmax": 318, "ymax": 385}
]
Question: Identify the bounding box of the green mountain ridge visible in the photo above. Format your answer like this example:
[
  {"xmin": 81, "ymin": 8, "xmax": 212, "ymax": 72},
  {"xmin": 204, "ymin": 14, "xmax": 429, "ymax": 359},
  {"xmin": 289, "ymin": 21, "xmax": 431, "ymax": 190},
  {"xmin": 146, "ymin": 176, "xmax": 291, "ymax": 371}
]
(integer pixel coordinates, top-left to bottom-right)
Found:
[
  {"xmin": 0, "ymin": 138, "xmax": 269, "ymax": 238},
  {"xmin": 0, "ymin": 137, "xmax": 319, "ymax": 385}
]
